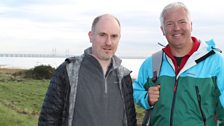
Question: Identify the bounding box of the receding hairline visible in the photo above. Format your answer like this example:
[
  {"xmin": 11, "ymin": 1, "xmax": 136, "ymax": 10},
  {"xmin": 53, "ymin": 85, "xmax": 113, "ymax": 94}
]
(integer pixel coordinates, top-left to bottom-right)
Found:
[{"xmin": 91, "ymin": 14, "xmax": 120, "ymax": 32}]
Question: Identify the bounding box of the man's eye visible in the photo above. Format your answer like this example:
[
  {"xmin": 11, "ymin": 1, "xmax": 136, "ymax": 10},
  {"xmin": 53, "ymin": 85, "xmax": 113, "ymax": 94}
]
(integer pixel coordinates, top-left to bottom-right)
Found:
[
  {"xmin": 180, "ymin": 21, "xmax": 186, "ymax": 24},
  {"xmin": 166, "ymin": 23, "xmax": 173, "ymax": 26},
  {"xmin": 111, "ymin": 35, "xmax": 118, "ymax": 38},
  {"xmin": 99, "ymin": 33, "xmax": 106, "ymax": 36}
]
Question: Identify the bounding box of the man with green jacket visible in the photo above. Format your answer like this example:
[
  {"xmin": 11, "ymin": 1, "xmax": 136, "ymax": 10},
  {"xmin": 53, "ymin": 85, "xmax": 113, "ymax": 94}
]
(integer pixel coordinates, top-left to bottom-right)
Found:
[{"xmin": 133, "ymin": 2, "xmax": 224, "ymax": 126}]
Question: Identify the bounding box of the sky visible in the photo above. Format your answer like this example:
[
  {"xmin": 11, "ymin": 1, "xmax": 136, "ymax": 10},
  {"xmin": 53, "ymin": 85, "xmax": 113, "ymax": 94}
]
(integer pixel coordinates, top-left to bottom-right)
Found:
[{"xmin": 0, "ymin": 0, "xmax": 223, "ymax": 58}]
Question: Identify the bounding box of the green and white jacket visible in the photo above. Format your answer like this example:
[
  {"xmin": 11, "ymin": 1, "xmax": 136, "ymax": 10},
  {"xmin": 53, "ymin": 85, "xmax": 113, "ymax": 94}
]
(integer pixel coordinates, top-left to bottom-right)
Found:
[{"xmin": 133, "ymin": 38, "xmax": 224, "ymax": 126}]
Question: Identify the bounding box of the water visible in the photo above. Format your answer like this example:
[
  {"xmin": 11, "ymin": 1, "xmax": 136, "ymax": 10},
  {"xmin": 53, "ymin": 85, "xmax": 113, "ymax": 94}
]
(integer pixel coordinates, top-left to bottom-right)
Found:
[{"xmin": 0, "ymin": 57, "xmax": 145, "ymax": 78}]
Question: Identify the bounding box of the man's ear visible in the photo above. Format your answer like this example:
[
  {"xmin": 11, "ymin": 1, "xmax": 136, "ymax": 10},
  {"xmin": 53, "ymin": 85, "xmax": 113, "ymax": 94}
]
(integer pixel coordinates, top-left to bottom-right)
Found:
[
  {"xmin": 88, "ymin": 31, "xmax": 93, "ymax": 43},
  {"xmin": 160, "ymin": 26, "xmax": 165, "ymax": 36}
]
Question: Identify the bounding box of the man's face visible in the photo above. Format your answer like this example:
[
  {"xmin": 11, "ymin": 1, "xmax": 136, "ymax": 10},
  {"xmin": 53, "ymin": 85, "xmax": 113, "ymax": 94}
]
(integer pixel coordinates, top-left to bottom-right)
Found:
[
  {"xmin": 161, "ymin": 7, "xmax": 192, "ymax": 49},
  {"xmin": 89, "ymin": 16, "xmax": 121, "ymax": 61}
]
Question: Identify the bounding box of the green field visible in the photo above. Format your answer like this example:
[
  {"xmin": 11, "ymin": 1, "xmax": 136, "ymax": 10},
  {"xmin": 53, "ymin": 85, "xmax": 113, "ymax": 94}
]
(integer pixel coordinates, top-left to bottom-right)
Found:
[
  {"xmin": 0, "ymin": 73, "xmax": 49, "ymax": 126},
  {"xmin": 0, "ymin": 72, "xmax": 144, "ymax": 126}
]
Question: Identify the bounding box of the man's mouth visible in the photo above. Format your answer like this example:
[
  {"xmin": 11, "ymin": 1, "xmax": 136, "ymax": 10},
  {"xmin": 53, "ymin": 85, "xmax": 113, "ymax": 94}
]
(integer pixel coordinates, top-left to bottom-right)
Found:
[{"xmin": 173, "ymin": 33, "xmax": 182, "ymax": 37}]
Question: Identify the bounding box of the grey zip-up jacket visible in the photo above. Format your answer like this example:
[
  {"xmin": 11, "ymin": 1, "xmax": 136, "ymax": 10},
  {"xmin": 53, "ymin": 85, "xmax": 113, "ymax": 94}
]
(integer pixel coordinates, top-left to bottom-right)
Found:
[{"xmin": 38, "ymin": 48, "xmax": 137, "ymax": 126}]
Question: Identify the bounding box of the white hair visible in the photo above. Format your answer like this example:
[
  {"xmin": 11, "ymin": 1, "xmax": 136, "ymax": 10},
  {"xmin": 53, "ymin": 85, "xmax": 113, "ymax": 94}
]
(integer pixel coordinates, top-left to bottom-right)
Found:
[{"xmin": 160, "ymin": 2, "xmax": 191, "ymax": 27}]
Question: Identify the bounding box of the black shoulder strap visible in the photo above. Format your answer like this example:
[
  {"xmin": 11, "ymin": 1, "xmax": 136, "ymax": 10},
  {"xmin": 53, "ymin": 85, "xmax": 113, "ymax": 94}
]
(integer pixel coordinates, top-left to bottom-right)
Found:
[
  {"xmin": 195, "ymin": 50, "xmax": 215, "ymax": 64},
  {"xmin": 152, "ymin": 50, "xmax": 163, "ymax": 83}
]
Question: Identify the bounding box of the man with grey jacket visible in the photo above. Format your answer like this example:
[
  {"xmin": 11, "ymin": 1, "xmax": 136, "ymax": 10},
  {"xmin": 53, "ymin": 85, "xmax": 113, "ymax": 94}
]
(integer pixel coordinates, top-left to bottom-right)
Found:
[{"xmin": 38, "ymin": 14, "xmax": 137, "ymax": 126}]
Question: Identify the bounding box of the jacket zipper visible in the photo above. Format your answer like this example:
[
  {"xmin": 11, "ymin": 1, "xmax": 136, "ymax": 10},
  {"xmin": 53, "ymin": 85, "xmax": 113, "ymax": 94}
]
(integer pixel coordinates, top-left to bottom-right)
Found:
[
  {"xmin": 104, "ymin": 77, "xmax": 108, "ymax": 94},
  {"xmin": 170, "ymin": 77, "xmax": 178, "ymax": 126},
  {"xmin": 104, "ymin": 68, "xmax": 112, "ymax": 94},
  {"xmin": 103, "ymin": 68, "xmax": 113, "ymax": 121},
  {"xmin": 195, "ymin": 86, "xmax": 206, "ymax": 126}
]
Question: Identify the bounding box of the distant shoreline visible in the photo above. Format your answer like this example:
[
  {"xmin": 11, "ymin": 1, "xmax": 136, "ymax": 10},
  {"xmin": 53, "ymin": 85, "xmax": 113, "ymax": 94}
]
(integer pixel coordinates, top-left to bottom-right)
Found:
[{"xmin": 0, "ymin": 68, "xmax": 26, "ymax": 74}]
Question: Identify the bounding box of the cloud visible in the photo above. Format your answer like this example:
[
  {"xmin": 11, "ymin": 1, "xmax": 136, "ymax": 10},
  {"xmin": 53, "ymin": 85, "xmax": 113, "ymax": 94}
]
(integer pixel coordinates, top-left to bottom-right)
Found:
[{"xmin": 0, "ymin": 0, "xmax": 224, "ymax": 57}]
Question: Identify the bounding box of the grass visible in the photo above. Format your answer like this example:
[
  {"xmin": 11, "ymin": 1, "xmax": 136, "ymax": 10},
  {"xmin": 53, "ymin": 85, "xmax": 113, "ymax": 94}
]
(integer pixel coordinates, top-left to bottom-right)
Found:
[
  {"xmin": 135, "ymin": 104, "xmax": 145, "ymax": 123},
  {"xmin": 0, "ymin": 68, "xmax": 145, "ymax": 125},
  {"xmin": 0, "ymin": 71, "xmax": 49, "ymax": 126},
  {"xmin": 0, "ymin": 103, "xmax": 37, "ymax": 126}
]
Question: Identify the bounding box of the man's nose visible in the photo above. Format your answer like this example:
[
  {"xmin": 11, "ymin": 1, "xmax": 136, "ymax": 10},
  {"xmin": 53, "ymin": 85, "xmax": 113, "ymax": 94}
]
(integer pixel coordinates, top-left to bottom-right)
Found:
[
  {"xmin": 105, "ymin": 36, "xmax": 112, "ymax": 45},
  {"xmin": 173, "ymin": 22, "xmax": 181, "ymax": 30}
]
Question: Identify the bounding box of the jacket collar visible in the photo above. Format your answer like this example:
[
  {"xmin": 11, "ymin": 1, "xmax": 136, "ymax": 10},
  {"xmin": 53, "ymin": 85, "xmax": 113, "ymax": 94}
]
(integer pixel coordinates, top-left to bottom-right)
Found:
[
  {"xmin": 162, "ymin": 36, "xmax": 200, "ymax": 74},
  {"xmin": 163, "ymin": 37, "xmax": 217, "ymax": 78},
  {"xmin": 84, "ymin": 47, "xmax": 122, "ymax": 70}
]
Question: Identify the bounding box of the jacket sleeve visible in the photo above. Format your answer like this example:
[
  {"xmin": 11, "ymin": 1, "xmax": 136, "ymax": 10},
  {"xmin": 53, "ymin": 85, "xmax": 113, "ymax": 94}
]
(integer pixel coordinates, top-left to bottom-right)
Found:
[
  {"xmin": 216, "ymin": 100, "xmax": 224, "ymax": 126},
  {"xmin": 217, "ymin": 53, "xmax": 224, "ymax": 107},
  {"xmin": 133, "ymin": 57, "xmax": 152, "ymax": 109},
  {"xmin": 217, "ymin": 54, "xmax": 224, "ymax": 126},
  {"xmin": 122, "ymin": 74, "xmax": 137, "ymax": 126},
  {"xmin": 38, "ymin": 62, "xmax": 69, "ymax": 126}
]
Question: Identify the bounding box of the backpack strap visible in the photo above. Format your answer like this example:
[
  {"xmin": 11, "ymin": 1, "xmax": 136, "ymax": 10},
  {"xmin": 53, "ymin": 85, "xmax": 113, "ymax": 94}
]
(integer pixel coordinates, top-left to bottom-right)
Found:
[
  {"xmin": 142, "ymin": 50, "xmax": 163, "ymax": 126},
  {"xmin": 152, "ymin": 50, "xmax": 163, "ymax": 84}
]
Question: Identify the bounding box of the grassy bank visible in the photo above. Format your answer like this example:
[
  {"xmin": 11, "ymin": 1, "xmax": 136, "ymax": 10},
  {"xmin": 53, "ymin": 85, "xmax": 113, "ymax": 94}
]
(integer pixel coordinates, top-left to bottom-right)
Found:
[
  {"xmin": 0, "ymin": 68, "xmax": 144, "ymax": 125},
  {"xmin": 0, "ymin": 70, "xmax": 49, "ymax": 126}
]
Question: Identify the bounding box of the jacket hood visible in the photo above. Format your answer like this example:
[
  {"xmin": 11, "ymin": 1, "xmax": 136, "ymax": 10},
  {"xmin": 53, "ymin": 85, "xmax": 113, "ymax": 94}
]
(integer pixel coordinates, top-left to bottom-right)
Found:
[
  {"xmin": 205, "ymin": 39, "xmax": 216, "ymax": 50},
  {"xmin": 205, "ymin": 39, "xmax": 222, "ymax": 53}
]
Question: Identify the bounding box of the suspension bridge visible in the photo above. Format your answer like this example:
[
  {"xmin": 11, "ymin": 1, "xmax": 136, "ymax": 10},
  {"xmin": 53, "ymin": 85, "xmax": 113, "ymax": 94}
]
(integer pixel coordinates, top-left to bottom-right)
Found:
[
  {"xmin": 0, "ymin": 53, "xmax": 71, "ymax": 58},
  {"xmin": 0, "ymin": 53, "xmax": 145, "ymax": 59}
]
